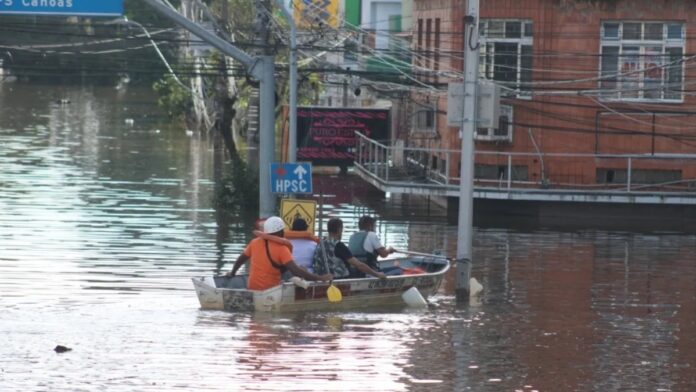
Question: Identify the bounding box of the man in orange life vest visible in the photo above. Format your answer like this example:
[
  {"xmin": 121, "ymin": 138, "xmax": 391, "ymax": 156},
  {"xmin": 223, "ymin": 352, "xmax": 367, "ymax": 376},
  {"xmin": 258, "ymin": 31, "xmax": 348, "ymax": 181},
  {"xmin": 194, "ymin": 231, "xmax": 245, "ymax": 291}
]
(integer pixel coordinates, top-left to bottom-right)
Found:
[{"xmin": 226, "ymin": 216, "xmax": 332, "ymax": 291}]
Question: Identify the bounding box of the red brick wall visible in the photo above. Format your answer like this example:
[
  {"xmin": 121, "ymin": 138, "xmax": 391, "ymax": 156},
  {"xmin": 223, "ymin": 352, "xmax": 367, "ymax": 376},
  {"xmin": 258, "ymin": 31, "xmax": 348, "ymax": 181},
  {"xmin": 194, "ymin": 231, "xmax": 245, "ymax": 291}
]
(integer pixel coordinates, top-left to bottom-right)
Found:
[{"xmin": 411, "ymin": 0, "xmax": 696, "ymax": 185}]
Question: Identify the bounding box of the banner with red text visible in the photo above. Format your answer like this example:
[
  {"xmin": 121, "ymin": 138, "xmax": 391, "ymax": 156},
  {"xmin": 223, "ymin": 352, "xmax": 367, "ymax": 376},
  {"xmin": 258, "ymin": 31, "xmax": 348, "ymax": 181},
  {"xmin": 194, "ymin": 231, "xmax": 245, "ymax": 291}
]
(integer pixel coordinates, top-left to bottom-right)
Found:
[{"xmin": 295, "ymin": 107, "xmax": 390, "ymax": 167}]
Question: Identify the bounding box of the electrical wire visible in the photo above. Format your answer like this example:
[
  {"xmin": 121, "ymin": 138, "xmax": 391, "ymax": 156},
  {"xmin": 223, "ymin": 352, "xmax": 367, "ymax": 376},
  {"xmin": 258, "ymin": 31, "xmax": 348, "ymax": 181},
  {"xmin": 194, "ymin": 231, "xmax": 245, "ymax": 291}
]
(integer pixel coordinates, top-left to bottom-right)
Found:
[{"xmin": 3, "ymin": 4, "xmax": 696, "ymax": 139}]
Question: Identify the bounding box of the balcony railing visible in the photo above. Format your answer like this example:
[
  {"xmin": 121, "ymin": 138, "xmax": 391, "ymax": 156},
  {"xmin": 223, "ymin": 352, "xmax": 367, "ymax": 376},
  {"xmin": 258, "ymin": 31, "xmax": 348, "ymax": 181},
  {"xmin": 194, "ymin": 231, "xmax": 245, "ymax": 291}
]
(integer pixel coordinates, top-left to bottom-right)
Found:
[{"xmin": 354, "ymin": 132, "xmax": 696, "ymax": 195}]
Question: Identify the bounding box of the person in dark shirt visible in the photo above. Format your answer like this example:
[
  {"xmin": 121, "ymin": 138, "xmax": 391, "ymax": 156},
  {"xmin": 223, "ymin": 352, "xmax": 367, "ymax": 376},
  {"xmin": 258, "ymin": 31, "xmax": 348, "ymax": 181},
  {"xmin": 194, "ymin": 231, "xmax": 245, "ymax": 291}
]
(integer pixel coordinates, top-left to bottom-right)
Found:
[{"xmin": 312, "ymin": 218, "xmax": 386, "ymax": 280}]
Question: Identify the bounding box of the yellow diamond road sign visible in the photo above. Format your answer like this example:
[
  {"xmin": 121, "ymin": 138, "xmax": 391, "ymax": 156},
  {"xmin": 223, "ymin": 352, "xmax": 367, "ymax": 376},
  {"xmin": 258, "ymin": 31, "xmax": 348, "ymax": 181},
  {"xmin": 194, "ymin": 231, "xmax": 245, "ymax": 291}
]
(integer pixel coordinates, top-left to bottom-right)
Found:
[{"xmin": 280, "ymin": 199, "xmax": 317, "ymax": 235}]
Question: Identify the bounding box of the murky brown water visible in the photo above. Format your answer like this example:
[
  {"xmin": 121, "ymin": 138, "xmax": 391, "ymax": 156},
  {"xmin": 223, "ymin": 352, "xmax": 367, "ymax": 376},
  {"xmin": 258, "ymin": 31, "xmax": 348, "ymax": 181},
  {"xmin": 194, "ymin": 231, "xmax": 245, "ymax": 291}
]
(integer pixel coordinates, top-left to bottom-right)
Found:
[{"xmin": 2, "ymin": 83, "xmax": 696, "ymax": 391}]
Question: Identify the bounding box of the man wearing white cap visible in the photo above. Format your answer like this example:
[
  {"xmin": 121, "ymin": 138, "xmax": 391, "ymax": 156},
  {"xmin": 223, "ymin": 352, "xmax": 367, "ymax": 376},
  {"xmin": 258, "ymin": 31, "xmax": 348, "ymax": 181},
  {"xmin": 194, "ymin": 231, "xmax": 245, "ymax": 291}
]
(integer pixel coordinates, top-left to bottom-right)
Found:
[{"xmin": 226, "ymin": 216, "xmax": 332, "ymax": 290}]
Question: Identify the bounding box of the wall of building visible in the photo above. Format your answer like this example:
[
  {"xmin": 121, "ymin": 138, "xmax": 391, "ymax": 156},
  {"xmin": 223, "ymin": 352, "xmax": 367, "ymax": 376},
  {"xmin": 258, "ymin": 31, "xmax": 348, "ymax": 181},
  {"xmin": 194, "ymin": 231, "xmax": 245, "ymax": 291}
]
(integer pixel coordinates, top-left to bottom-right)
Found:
[
  {"xmin": 411, "ymin": 0, "xmax": 696, "ymax": 187},
  {"xmin": 360, "ymin": 0, "xmax": 403, "ymax": 51}
]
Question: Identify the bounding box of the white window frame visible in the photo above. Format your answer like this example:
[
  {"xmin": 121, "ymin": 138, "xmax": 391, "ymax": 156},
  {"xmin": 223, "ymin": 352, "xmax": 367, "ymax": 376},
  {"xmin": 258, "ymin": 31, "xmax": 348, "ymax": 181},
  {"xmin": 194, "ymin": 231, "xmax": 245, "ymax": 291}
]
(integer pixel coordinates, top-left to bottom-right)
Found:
[
  {"xmin": 599, "ymin": 21, "xmax": 685, "ymax": 103},
  {"xmin": 479, "ymin": 19, "xmax": 533, "ymax": 99}
]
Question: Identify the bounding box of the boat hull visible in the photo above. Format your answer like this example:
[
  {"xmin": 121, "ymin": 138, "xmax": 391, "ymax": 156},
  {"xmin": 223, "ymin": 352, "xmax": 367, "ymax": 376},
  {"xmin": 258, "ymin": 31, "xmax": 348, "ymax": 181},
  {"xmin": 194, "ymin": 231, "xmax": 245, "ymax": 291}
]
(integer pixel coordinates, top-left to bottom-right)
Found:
[{"xmin": 192, "ymin": 258, "xmax": 449, "ymax": 312}]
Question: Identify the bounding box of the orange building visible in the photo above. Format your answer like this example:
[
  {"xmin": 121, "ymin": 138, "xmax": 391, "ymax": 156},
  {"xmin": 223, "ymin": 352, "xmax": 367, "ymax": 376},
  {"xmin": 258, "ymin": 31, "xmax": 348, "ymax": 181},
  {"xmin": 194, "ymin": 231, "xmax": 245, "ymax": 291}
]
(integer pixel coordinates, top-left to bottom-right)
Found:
[{"xmin": 408, "ymin": 0, "xmax": 696, "ymax": 191}]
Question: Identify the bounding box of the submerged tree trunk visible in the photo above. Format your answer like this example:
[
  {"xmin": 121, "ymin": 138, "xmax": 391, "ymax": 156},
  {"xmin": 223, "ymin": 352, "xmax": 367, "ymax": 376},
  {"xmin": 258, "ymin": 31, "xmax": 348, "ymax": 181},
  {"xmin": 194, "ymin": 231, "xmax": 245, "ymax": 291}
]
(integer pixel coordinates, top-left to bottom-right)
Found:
[
  {"xmin": 179, "ymin": 0, "xmax": 240, "ymax": 161},
  {"xmin": 213, "ymin": 55, "xmax": 239, "ymax": 161}
]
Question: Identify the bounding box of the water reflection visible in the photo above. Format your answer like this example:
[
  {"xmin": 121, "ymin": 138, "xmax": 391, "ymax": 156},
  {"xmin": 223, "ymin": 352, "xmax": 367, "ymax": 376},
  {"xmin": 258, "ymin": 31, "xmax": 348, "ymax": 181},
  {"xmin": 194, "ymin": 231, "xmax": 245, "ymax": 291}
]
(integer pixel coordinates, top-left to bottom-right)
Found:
[{"xmin": 1, "ymin": 84, "xmax": 696, "ymax": 391}]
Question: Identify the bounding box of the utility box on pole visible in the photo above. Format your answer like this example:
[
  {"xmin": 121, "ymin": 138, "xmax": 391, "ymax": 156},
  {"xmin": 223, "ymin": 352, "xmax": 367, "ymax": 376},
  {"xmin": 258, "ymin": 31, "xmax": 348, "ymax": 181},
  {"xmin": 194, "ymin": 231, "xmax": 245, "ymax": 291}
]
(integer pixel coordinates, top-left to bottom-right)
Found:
[
  {"xmin": 447, "ymin": 81, "xmax": 501, "ymax": 129},
  {"xmin": 476, "ymin": 81, "xmax": 501, "ymax": 129}
]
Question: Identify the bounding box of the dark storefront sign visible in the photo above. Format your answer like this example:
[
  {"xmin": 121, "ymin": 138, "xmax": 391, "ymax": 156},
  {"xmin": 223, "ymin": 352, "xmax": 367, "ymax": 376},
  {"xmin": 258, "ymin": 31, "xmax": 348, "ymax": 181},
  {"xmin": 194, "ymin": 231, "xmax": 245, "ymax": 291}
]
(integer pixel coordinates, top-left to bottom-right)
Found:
[{"xmin": 296, "ymin": 107, "xmax": 390, "ymax": 167}]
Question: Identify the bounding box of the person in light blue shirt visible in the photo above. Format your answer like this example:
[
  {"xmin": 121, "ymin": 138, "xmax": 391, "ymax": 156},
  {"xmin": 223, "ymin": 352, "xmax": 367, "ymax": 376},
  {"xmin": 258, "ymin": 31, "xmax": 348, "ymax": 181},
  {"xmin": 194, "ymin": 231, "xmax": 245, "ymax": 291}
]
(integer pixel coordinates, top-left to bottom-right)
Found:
[
  {"xmin": 348, "ymin": 216, "xmax": 401, "ymax": 276},
  {"xmin": 286, "ymin": 217, "xmax": 317, "ymax": 273}
]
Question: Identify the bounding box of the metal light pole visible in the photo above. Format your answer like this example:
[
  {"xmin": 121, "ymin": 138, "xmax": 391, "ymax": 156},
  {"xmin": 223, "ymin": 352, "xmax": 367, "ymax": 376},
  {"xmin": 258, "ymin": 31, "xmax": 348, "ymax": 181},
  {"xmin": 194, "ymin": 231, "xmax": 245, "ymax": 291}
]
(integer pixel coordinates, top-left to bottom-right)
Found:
[
  {"xmin": 276, "ymin": 0, "xmax": 298, "ymax": 163},
  {"xmin": 258, "ymin": 55, "xmax": 276, "ymax": 211},
  {"xmin": 455, "ymin": 0, "xmax": 480, "ymax": 300}
]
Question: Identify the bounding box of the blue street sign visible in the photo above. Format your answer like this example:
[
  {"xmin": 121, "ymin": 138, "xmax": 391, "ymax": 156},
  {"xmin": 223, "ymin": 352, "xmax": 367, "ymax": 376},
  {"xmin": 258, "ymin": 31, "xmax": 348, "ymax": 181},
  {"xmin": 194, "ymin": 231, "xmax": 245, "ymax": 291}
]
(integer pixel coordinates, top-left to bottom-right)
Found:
[
  {"xmin": 0, "ymin": 0, "xmax": 123, "ymax": 16},
  {"xmin": 270, "ymin": 162, "xmax": 313, "ymax": 194}
]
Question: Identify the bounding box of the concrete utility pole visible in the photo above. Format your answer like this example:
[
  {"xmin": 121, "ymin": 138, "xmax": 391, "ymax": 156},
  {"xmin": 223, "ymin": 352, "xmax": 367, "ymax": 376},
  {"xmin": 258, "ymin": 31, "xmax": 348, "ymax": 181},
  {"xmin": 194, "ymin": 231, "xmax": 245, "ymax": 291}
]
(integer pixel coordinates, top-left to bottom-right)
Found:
[
  {"xmin": 141, "ymin": 0, "xmax": 276, "ymax": 218},
  {"xmin": 455, "ymin": 0, "xmax": 480, "ymax": 299}
]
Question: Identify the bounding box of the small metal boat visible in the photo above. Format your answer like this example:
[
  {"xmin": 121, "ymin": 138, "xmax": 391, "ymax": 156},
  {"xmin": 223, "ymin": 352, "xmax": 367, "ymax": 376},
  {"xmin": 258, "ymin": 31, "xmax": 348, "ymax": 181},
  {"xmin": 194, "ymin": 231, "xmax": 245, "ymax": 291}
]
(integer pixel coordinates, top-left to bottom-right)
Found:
[{"xmin": 192, "ymin": 256, "xmax": 450, "ymax": 312}]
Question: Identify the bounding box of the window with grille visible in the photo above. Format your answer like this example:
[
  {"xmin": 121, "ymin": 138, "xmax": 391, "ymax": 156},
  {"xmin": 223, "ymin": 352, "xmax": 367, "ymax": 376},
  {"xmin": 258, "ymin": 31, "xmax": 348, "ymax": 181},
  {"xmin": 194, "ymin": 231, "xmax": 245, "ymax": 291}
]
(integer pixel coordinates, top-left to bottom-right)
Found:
[
  {"xmin": 600, "ymin": 21, "xmax": 684, "ymax": 102},
  {"xmin": 413, "ymin": 102, "xmax": 436, "ymax": 132},
  {"xmin": 478, "ymin": 20, "xmax": 533, "ymax": 98}
]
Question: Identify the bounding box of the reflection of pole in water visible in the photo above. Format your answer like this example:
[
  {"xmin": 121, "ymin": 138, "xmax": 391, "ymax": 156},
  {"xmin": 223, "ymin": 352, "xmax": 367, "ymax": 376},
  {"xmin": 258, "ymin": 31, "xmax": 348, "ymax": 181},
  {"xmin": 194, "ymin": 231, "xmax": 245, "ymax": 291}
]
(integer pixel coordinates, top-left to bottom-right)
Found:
[
  {"xmin": 318, "ymin": 178, "xmax": 324, "ymax": 237},
  {"xmin": 624, "ymin": 240, "xmax": 629, "ymax": 303},
  {"xmin": 504, "ymin": 237, "xmax": 510, "ymax": 298},
  {"xmin": 213, "ymin": 131, "xmax": 229, "ymax": 273}
]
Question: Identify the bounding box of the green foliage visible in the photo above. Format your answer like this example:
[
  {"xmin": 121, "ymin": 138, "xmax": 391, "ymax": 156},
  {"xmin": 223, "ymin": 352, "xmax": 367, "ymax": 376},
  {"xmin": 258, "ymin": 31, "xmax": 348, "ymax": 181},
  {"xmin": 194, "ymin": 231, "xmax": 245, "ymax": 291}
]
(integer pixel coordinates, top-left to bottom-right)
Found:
[
  {"xmin": 300, "ymin": 72, "xmax": 323, "ymax": 105},
  {"xmin": 153, "ymin": 75, "xmax": 192, "ymax": 118},
  {"xmin": 210, "ymin": 0, "xmax": 255, "ymax": 41},
  {"xmin": 214, "ymin": 158, "xmax": 259, "ymax": 214}
]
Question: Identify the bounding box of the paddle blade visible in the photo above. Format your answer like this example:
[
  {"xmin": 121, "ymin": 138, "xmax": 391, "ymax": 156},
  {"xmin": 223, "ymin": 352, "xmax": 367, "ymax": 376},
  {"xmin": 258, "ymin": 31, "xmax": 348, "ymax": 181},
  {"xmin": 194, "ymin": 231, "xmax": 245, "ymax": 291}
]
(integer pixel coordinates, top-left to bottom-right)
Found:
[{"xmin": 327, "ymin": 284, "xmax": 342, "ymax": 303}]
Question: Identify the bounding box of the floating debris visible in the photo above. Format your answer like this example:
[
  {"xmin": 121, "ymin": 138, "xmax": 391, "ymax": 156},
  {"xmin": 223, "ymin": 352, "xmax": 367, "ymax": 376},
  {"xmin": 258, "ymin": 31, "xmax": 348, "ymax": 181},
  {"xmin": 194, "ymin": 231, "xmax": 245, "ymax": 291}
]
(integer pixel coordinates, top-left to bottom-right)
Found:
[
  {"xmin": 469, "ymin": 277, "xmax": 483, "ymax": 296},
  {"xmin": 53, "ymin": 345, "xmax": 72, "ymax": 353}
]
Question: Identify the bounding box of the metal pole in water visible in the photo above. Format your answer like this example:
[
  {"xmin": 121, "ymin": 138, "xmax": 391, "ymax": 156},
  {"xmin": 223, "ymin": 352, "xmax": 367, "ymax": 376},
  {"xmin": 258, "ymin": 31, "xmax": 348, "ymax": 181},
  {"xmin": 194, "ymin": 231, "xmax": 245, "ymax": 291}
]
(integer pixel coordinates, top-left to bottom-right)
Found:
[
  {"xmin": 455, "ymin": 0, "xmax": 480, "ymax": 300},
  {"xmin": 259, "ymin": 56, "xmax": 276, "ymax": 217}
]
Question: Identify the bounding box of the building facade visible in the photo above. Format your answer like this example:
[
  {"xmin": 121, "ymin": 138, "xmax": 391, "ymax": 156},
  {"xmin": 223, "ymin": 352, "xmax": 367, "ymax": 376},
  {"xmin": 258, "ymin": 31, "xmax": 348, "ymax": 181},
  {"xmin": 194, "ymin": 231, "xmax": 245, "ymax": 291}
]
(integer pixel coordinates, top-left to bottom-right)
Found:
[{"xmin": 410, "ymin": 0, "xmax": 696, "ymax": 191}]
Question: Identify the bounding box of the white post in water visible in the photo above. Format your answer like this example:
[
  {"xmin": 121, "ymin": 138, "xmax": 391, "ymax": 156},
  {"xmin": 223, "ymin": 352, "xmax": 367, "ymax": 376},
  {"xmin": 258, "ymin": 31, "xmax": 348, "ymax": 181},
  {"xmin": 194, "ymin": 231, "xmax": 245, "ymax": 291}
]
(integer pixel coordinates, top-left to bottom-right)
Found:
[{"xmin": 456, "ymin": 0, "xmax": 480, "ymax": 300}]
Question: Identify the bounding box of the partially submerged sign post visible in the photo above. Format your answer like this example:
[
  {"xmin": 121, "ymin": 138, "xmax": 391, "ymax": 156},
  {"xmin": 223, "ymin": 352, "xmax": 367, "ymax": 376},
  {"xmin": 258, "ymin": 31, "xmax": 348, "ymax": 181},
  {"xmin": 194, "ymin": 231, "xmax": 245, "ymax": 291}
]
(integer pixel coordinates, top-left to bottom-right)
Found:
[{"xmin": 0, "ymin": 0, "xmax": 123, "ymax": 16}]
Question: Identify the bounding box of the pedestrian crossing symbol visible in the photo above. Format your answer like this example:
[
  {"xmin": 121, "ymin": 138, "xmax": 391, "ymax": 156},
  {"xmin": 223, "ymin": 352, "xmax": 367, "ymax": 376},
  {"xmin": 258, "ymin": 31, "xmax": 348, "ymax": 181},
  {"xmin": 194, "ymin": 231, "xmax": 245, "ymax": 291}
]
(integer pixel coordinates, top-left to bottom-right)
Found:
[{"xmin": 280, "ymin": 199, "xmax": 317, "ymax": 235}]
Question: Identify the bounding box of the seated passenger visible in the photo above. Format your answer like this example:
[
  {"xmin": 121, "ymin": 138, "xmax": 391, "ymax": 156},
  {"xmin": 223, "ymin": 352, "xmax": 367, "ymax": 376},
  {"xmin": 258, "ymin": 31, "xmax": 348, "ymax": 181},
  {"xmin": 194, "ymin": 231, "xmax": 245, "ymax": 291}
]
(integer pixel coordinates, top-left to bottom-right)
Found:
[
  {"xmin": 284, "ymin": 217, "xmax": 318, "ymax": 273},
  {"xmin": 348, "ymin": 215, "xmax": 401, "ymax": 276},
  {"xmin": 312, "ymin": 217, "xmax": 387, "ymax": 280}
]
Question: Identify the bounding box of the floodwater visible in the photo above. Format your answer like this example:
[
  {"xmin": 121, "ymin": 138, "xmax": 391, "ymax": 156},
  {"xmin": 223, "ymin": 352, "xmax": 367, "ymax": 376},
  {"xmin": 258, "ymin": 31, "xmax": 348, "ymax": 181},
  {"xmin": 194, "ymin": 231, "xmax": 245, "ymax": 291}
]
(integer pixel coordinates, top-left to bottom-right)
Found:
[{"xmin": 1, "ymin": 83, "xmax": 696, "ymax": 392}]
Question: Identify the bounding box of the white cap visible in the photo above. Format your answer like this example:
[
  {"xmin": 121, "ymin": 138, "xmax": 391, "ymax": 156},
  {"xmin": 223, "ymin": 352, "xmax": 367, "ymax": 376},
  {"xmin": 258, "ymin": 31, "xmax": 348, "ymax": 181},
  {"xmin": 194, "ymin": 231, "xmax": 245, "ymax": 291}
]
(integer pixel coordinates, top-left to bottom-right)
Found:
[{"xmin": 263, "ymin": 216, "xmax": 286, "ymax": 234}]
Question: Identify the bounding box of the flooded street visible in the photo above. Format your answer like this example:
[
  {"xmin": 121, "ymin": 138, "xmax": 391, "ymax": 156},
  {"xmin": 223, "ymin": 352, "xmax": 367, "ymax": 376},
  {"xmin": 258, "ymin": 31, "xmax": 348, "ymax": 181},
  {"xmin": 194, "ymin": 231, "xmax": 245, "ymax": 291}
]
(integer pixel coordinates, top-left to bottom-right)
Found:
[{"xmin": 2, "ymin": 83, "xmax": 696, "ymax": 391}]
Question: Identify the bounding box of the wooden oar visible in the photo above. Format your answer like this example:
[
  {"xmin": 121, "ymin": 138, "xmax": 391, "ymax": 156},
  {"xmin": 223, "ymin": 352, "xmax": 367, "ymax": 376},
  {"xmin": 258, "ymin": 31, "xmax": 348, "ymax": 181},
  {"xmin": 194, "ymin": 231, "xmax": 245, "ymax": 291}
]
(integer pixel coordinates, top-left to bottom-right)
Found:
[{"xmin": 396, "ymin": 250, "xmax": 449, "ymax": 259}]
